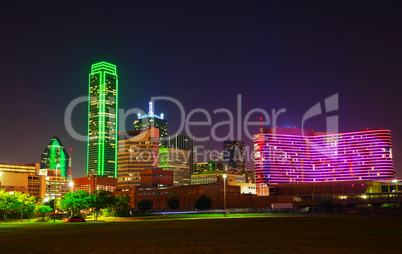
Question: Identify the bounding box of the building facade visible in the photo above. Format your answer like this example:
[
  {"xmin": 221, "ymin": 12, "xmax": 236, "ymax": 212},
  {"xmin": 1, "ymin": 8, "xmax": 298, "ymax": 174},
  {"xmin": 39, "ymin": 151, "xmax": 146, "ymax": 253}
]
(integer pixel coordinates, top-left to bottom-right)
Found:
[
  {"xmin": 0, "ymin": 163, "xmax": 38, "ymax": 175},
  {"xmin": 140, "ymin": 168, "xmax": 174, "ymax": 188},
  {"xmin": 167, "ymin": 134, "xmax": 194, "ymax": 175},
  {"xmin": 117, "ymin": 127, "xmax": 159, "ymax": 190},
  {"xmin": 191, "ymin": 170, "xmax": 246, "ymax": 185},
  {"xmin": 73, "ymin": 176, "xmax": 117, "ymax": 193},
  {"xmin": 254, "ymin": 128, "xmax": 395, "ymax": 185},
  {"xmin": 159, "ymin": 147, "xmax": 191, "ymax": 185},
  {"xmin": 87, "ymin": 61, "xmax": 118, "ymax": 178},
  {"xmin": 134, "ymin": 101, "xmax": 167, "ymax": 147},
  {"xmin": 223, "ymin": 140, "xmax": 245, "ymax": 171},
  {"xmin": 39, "ymin": 168, "xmax": 70, "ymax": 198},
  {"xmin": 40, "ymin": 136, "xmax": 69, "ymax": 177}
]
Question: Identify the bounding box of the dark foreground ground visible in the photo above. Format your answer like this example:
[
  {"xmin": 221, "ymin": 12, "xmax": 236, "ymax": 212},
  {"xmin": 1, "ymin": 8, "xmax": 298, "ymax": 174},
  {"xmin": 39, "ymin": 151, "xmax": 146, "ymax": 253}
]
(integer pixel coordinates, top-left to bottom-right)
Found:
[{"xmin": 0, "ymin": 215, "xmax": 401, "ymax": 253}]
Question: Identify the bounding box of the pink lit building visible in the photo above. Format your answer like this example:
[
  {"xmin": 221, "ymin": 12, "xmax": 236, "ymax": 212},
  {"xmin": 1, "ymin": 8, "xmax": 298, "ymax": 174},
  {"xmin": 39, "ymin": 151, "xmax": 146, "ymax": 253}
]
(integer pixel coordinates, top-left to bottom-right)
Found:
[{"xmin": 254, "ymin": 128, "xmax": 394, "ymax": 185}]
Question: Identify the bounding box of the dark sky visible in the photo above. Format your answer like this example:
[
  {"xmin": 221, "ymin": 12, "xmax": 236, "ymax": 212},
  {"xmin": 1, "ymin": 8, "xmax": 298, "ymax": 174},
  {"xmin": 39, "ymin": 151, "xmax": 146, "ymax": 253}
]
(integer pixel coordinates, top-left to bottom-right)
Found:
[{"xmin": 1, "ymin": 1, "xmax": 401, "ymax": 178}]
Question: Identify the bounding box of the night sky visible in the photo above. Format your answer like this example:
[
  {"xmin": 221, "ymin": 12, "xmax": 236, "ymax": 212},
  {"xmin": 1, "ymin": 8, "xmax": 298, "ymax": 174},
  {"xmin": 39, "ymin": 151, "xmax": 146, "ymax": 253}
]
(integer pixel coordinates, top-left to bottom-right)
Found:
[{"xmin": 1, "ymin": 1, "xmax": 401, "ymax": 178}]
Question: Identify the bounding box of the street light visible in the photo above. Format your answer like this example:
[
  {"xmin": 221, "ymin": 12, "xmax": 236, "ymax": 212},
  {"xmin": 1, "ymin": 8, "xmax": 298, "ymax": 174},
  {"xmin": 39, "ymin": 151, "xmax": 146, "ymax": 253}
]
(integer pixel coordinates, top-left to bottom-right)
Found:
[
  {"xmin": 69, "ymin": 181, "xmax": 74, "ymax": 192},
  {"xmin": 223, "ymin": 174, "xmax": 227, "ymax": 213},
  {"xmin": 54, "ymin": 164, "xmax": 61, "ymax": 222}
]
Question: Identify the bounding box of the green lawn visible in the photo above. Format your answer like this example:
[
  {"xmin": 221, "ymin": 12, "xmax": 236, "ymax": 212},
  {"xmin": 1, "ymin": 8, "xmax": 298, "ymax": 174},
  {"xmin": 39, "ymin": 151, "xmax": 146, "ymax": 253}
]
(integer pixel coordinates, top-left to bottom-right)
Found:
[{"xmin": 0, "ymin": 215, "xmax": 401, "ymax": 253}]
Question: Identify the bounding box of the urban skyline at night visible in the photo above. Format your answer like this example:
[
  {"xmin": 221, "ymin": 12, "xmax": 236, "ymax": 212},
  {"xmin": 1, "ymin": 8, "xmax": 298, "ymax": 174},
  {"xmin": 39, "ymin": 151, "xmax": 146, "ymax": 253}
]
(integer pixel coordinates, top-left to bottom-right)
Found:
[
  {"xmin": 1, "ymin": 2, "xmax": 402, "ymax": 181},
  {"xmin": 1, "ymin": 2, "xmax": 402, "ymax": 253}
]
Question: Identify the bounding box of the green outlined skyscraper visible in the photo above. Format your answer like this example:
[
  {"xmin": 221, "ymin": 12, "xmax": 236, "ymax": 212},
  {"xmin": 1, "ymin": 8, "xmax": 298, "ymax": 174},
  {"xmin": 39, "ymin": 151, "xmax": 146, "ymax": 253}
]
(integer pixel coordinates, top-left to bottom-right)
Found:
[
  {"xmin": 87, "ymin": 62, "xmax": 118, "ymax": 178},
  {"xmin": 40, "ymin": 135, "xmax": 69, "ymax": 177}
]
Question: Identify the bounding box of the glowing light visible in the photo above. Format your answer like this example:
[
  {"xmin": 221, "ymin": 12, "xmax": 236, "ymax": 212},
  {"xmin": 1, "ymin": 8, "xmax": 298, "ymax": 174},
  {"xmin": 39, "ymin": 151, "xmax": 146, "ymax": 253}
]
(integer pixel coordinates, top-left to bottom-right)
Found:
[
  {"xmin": 87, "ymin": 62, "xmax": 118, "ymax": 178},
  {"xmin": 254, "ymin": 128, "xmax": 394, "ymax": 184}
]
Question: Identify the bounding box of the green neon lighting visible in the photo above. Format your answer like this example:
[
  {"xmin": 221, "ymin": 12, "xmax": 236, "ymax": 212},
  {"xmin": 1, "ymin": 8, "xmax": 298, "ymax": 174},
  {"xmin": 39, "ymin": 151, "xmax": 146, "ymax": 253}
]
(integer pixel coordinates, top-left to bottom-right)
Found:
[
  {"xmin": 47, "ymin": 139, "xmax": 67, "ymax": 177},
  {"xmin": 115, "ymin": 70, "xmax": 119, "ymax": 178},
  {"xmin": 87, "ymin": 62, "xmax": 118, "ymax": 178},
  {"xmin": 159, "ymin": 148, "xmax": 169, "ymax": 170}
]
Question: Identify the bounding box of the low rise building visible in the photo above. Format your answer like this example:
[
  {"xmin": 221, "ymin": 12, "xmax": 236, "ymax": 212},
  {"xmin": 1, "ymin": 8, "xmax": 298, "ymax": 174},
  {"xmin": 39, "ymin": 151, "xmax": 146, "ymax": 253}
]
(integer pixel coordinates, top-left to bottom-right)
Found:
[
  {"xmin": 73, "ymin": 176, "xmax": 118, "ymax": 193},
  {"xmin": 140, "ymin": 168, "xmax": 173, "ymax": 188},
  {"xmin": 0, "ymin": 171, "xmax": 29, "ymax": 194},
  {"xmin": 28, "ymin": 175, "xmax": 46, "ymax": 199},
  {"xmin": 191, "ymin": 170, "xmax": 246, "ymax": 185},
  {"xmin": 39, "ymin": 168, "xmax": 70, "ymax": 198}
]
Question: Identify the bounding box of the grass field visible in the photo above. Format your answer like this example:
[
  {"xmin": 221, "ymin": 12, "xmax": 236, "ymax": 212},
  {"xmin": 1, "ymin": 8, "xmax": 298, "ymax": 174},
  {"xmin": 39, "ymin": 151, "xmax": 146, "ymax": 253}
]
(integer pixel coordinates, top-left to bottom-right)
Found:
[{"xmin": 0, "ymin": 215, "xmax": 401, "ymax": 253}]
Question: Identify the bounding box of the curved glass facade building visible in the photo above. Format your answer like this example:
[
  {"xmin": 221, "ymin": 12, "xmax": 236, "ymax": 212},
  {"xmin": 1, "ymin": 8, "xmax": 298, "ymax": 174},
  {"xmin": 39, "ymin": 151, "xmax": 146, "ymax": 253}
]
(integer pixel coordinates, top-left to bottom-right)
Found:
[
  {"xmin": 40, "ymin": 136, "xmax": 69, "ymax": 177},
  {"xmin": 254, "ymin": 128, "xmax": 394, "ymax": 185}
]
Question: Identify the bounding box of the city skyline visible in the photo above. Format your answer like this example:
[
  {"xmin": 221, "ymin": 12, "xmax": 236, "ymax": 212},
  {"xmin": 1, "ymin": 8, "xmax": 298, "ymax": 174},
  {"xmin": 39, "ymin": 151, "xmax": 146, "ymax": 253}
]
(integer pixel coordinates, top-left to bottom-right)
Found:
[{"xmin": 1, "ymin": 2, "xmax": 401, "ymax": 179}]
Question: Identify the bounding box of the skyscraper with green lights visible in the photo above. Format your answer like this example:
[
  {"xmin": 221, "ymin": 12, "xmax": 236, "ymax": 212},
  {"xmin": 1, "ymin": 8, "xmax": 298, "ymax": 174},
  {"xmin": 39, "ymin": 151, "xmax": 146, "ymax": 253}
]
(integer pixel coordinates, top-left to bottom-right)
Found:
[
  {"xmin": 87, "ymin": 62, "xmax": 118, "ymax": 178},
  {"xmin": 40, "ymin": 136, "xmax": 69, "ymax": 177}
]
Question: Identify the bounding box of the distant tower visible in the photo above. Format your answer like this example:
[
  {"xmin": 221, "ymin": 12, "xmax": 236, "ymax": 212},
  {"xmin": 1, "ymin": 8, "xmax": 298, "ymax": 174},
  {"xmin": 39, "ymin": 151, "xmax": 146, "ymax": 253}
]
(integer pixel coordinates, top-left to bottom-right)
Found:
[
  {"xmin": 40, "ymin": 136, "xmax": 69, "ymax": 177},
  {"xmin": 87, "ymin": 62, "xmax": 118, "ymax": 178},
  {"xmin": 67, "ymin": 148, "xmax": 72, "ymax": 182},
  {"xmin": 134, "ymin": 101, "xmax": 168, "ymax": 147},
  {"xmin": 223, "ymin": 140, "xmax": 245, "ymax": 172}
]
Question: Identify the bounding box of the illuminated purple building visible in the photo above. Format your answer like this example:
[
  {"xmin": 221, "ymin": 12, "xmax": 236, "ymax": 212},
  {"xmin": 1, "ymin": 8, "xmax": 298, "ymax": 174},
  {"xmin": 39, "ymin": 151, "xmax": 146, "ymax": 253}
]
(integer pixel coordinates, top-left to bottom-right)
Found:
[{"xmin": 254, "ymin": 128, "xmax": 394, "ymax": 185}]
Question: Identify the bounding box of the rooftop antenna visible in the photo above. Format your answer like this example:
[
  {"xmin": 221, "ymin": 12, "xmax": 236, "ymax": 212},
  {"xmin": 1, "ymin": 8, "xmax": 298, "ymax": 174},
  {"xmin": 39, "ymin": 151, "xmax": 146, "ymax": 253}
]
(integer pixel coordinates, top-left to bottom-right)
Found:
[{"xmin": 259, "ymin": 117, "xmax": 263, "ymax": 133}]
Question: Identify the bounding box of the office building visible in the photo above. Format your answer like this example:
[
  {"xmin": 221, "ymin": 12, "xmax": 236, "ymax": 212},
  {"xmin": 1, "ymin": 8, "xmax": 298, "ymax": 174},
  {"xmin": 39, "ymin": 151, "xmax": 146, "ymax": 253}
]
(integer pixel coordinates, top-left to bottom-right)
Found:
[
  {"xmin": 117, "ymin": 127, "xmax": 159, "ymax": 190},
  {"xmin": 39, "ymin": 168, "xmax": 70, "ymax": 198},
  {"xmin": 223, "ymin": 140, "xmax": 245, "ymax": 171},
  {"xmin": 159, "ymin": 147, "xmax": 191, "ymax": 185},
  {"xmin": 87, "ymin": 62, "xmax": 118, "ymax": 178},
  {"xmin": 40, "ymin": 136, "xmax": 69, "ymax": 177},
  {"xmin": 191, "ymin": 170, "xmax": 246, "ymax": 185},
  {"xmin": 0, "ymin": 171, "xmax": 29, "ymax": 194},
  {"xmin": 254, "ymin": 128, "xmax": 395, "ymax": 185},
  {"xmin": 28, "ymin": 175, "xmax": 46, "ymax": 199},
  {"xmin": 0, "ymin": 163, "xmax": 46, "ymax": 197},
  {"xmin": 168, "ymin": 134, "xmax": 194, "ymax": 175},
  {"xmin": 134, "ymin": 101, "xmax": 167, "ymax": 147},
  {"xmin": 73, "ymin": 176, "xmax": 117, "ymax": 193},
  {"xmin": 140, "ymin": 168, "xmax": 174, "ymax": 188},
  {"xmin": 245, "ymin": 169, "xmax": 256, "ymax": 183},
  {"xmin": 0, "ymin": 163, "xmax": 38, "ymax": 176}
]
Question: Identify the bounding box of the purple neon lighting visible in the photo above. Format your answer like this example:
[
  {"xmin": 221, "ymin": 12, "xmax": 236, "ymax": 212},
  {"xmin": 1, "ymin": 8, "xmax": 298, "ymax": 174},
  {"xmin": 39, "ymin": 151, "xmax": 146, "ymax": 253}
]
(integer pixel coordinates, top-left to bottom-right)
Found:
[{"xmin": 254, "ymin": 128, "xmax": 394, "ymax": 185}]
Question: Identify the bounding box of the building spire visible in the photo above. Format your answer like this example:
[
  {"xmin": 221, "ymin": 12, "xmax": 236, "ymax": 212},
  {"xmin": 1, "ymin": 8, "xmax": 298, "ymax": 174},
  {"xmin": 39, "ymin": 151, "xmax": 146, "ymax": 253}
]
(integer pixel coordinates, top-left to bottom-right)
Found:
[{"xmin": 149, "ymin": 101, "xmax": 154, "ymax": 117}]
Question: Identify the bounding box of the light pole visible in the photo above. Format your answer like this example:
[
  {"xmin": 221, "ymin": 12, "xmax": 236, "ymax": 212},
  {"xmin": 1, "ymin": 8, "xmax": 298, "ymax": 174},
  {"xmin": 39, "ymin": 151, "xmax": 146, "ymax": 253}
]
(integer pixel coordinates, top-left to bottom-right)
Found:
[
  {"xmin": 392, "ymin": 179, "xmax": 398, "ymax": 210},
  {"xmin": 69, "ymin": 181, "xmax": 74, "ymax": 193},
  {"xmin": 54, "ymin": 164, "xmax": 61, "ymax": 222},
  {"xmin": 223, "ymin": 174, "xmax": 227, "ymax": 213}
]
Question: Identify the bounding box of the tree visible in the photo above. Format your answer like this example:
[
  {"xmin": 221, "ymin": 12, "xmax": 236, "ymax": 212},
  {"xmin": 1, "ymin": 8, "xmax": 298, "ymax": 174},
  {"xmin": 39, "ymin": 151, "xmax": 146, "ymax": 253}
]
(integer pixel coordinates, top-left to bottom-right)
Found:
[
  {"xmin": 114, "ymin": 194, "xmax": 131, "ymax": 217},
  {"xmin": 194, "ymin": 195, "xmax": 213, "ymax": 210},
  {"xmin": 15, "ymin": 192, "xmax": 36, "ymax": 222},
  {"xmin": 0, "ymin": 189, "xmax": 22, "ymax": 222},
  {"xmin": 59, "ymin": 190, "xmax": 90, "ymax": 216},
  {"xmin": 137, "ymin": 199, "xmax": 153, "ymax": 212},
  {"xmin": 88, "ymin": 190, "xmax": 113, "ymax": 220},
  {"xmin": 35, "ymin": 205, "xmax": 53, "ymax": 222},
  {"xmin": 167, "ymin": 197, "xmax": 180, "ymax": 210}
]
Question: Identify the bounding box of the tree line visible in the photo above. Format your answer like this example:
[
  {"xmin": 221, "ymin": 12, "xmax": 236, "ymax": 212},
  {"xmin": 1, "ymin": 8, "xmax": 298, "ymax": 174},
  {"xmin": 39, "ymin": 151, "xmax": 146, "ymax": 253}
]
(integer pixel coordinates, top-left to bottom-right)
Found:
[
  {"xmin": 137, "ymin": 194, "xmax": 213, "ymax": 212},
  {"xmin": 1, "ymin": 188, "xmax": 215, "ymax": 222}
]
